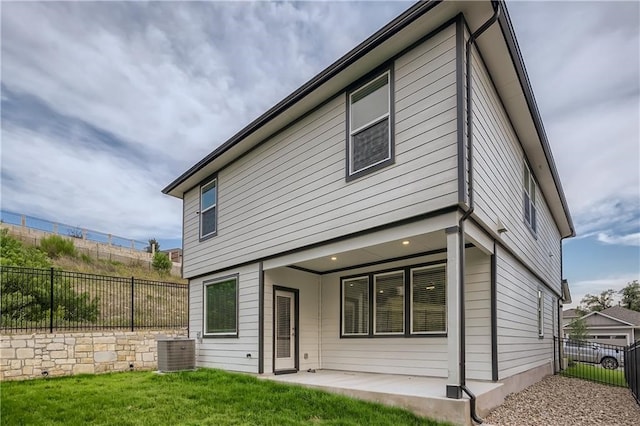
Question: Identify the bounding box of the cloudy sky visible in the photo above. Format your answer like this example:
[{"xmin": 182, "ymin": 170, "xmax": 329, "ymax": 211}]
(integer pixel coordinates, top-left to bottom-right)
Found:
[{"xmin": 1, "ymin": 1, "xmax": 638, "ymax": 306}]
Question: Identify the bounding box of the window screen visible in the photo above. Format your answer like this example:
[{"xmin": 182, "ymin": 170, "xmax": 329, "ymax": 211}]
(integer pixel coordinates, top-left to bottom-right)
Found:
[{"xmin": 205, "ymin": 277, "xmax": 237, "ymax": 335}]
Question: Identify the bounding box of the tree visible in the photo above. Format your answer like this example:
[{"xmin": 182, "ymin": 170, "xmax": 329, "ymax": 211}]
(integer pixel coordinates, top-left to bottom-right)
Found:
[
  {"xmin": 578, "ymin": 289, "xmax": 615, "ymax": 313},
  {"xmin": 146, "ymin": 238, "xmax": 160, "ymax": 254},
  {"xmin": 152, "ymin": 252, "xmax": 172, "ymax": 276},
  {"xmin": 567, "ymin": 316, "xmax": 588, "ymax": 341},
  {"xmin": 619, "ymin": 280, "xmax": 640, "ymax": 311}
]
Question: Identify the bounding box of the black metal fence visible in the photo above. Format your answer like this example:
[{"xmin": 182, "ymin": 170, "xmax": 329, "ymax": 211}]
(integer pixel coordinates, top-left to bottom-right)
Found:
[
  {"xmin": 626, "ymin": 341, "xmax": 640, "ymax": 405},
  {"xmin": 0, "ymin": 266, "xmax": 187, "ymax": 333},
  {"xmin": 555, "ymin": 337, "xmax": 627, "ymax": 387}
]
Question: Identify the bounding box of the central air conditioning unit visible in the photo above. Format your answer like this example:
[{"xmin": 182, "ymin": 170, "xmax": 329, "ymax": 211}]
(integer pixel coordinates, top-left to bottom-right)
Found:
[{"xmin": 157, "ymin": 338, "xmax": 195, "ymax": 372}]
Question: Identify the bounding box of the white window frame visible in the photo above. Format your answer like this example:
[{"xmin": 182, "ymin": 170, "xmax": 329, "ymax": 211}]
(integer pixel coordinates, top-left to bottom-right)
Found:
[
  {"xmin": 341, "ymin": 276, "xmax": 370, "ymax": 336},
  {"xmin": 523, "ymin": 162, "xmax": 537, "ymax": 234},
  {"xmin": 373, "ymin": 270, "xmax": 405, "ymax": 335},
  {"xmin": 203, "ymin": 275, "xmax": 238, "ymax": 337},
  {"xmin": 348, "ymin": 71, "xmax": 392, "ymax": 176},
  {"xmin": 200, "ymin": 178, "xmax": 217, "ymax": 239},
  {"xmin": 410, "ymin": 264, "xmax": 447, "ymax": 335},
  {"xmin": 538, "ymin": 289, "xmax": 544, "ymax": 338}
]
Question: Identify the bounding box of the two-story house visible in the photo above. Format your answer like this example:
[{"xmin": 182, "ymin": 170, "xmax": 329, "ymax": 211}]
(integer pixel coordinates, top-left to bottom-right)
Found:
[{"xmin": 163, "ymin": 0, "xmax": 574, "ymax": 423}]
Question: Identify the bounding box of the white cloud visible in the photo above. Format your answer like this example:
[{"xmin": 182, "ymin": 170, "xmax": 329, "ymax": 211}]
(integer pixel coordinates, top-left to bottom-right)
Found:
[
  {"xmin": 1, "ymin": 1, "xmax": 638, "ymax": 249},
  {"xmin": 1, "ymin": 122, "xmax": 181, "ymax": 240},
  {"xmin": 597, "ymin": 232, "xmax": 640, "ymax": 247},
  {"xmin": 0, "ymin": 1, "xmax": 407, "ymax": 239},
  {"xmin": 509, "ymin": 1, "xmax": 640, "ymax": 242}
]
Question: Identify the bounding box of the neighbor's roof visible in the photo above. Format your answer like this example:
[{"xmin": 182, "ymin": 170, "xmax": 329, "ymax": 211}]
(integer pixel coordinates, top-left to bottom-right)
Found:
[
  {"xmin": 601, "ymin": 306, "xmax": 640, "ymax": 326},
  {"xmin": 162, "ymin": 0, "xmax": 574, "ymax": 237},
  {"xmin": 563, "ymin": 308, "xmax": 578, "ymax": 318}
]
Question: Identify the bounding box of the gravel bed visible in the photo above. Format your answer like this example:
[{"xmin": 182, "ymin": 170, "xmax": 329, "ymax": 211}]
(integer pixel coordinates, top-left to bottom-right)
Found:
[{"xmin": 484, "ymin": 375, "xmax": 640, "ymax": 426}]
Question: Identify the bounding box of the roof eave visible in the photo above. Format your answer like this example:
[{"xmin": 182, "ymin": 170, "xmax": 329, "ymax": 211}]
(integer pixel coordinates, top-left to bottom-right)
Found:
[
  {"xmin": 161, "ymin": 0, "xmax": 442, "ymax": 197},
  {"xmin": 496, "ymin": 5, "xmax": 575, "ymax": 238}
]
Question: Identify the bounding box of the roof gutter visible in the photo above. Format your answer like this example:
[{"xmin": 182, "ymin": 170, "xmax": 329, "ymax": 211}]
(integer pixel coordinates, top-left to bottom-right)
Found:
[
  {"xmin": 162, "ymin": 0, "xmax": 442, "ymax": 196},
  {"xmin": 458, "ymin": 1, "xmax": 502, "ymax": 424}
]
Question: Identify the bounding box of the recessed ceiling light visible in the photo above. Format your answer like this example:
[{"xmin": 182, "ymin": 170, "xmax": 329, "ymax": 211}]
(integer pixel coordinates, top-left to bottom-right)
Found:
[
  {"xmin": 402, "ymin": 240, "xmax": 410, "ymax": 245},
  {"xmin": 331, "ymin": 256, "xmax": 337, "ymax": 261}
]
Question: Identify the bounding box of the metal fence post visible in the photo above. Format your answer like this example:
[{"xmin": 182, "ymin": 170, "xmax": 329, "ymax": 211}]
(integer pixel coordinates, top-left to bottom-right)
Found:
[
  {"xmin": 49, "ymin": 267, "xmax": 54, "ymax": 333},
  {"xmin": 131, "ymin": 277, "xmax": 135, "ymax": 332}
]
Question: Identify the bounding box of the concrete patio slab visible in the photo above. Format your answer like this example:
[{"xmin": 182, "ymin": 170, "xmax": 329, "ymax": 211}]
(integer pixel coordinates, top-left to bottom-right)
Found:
[{"xmin": 261, "ymin": 370, "xmax": 504, "ymax": 426}]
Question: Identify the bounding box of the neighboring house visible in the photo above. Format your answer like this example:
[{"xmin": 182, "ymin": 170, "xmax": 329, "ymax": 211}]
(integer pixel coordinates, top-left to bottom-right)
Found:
[
  {"xmin": 163, "ymin": 0, "xmax": 574, "ymax": 405},
  {"xmin": 564, "ymin": 306, "xmax": 640, "ymax": 346},
  {"xmin": 562, "ymin": 308, "xmax": 578, "ymax": 327}
]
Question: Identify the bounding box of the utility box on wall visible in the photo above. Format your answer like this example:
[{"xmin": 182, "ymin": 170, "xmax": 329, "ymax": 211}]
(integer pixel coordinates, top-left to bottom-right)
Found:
[{"xmin": 157, "ymin": 338, "xmax": 195, "ymax": 372}]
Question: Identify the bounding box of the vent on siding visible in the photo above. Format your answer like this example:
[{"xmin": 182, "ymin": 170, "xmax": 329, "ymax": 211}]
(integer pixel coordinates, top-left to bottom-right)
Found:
[{"xmin": 157, "ymin": 338, "xmax": 195, "ymax": 372}]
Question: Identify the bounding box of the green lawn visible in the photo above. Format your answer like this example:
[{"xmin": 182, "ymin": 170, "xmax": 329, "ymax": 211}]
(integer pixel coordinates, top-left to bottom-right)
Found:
[
  {"xmin": 1, "ymin": 369, "xmax": 449, "ymax": 425},
  {"xmin": 561, "ymin": 363, "xmax": 627, "ymax": 387}
]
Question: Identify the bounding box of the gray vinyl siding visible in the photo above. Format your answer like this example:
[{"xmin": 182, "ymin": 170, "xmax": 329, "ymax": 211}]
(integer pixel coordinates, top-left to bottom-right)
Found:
[
  {"xmin": 188, "ymin": 263, "xmax": 259, "ymax": 373},
  {"xmin": 468, "ymin": 45, "xmax": 561, "ymax": 294},
  {"xmin": 319, "ymin": 247, "xmax": 488, "ymax": 378},
  {"xmin": 496, "ymin": 247, "xmax": 554, "ymax": 379},
  {"xmin": 182, "ymin": 24, "xmax": 458, "ymax": 278},
  {"xmin": 464, "ymin": 247, "xmax": 491, "ymax": 381}
]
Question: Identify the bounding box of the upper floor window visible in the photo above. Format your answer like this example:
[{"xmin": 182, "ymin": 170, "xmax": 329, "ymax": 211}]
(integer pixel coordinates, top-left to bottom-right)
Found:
[
  {"xmin": 200, "ymin": 178, "xmax": 217, "ymax": 239},
  {"xmin": 347, "ymin": 71, "xmax": 393, "ymax": 179},
  {"xmin": 523, "ymin": 163, "xmax": 537, "ymax": 233}
]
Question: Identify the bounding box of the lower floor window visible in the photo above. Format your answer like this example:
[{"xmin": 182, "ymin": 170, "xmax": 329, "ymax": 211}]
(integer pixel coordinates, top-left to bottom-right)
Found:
[
  {"xmin": 411, "ymin": 266, "xmax": 446, "ymax": 333},
  {"xmin": 204, "ymin": 276, "xmax": 238, "ymax": 336},
  {"xmin": 341, "ymin": 263, "xmax": 446, "ymax": 337}
]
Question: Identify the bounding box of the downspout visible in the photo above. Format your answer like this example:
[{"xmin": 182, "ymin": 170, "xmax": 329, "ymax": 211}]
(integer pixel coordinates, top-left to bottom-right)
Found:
[{"xmin": 459, "ymin": 2, "xmax": 501, "ymax": 424}]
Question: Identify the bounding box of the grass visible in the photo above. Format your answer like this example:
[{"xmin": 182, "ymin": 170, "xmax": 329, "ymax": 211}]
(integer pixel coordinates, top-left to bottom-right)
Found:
[
  {"xmin": 54, "ymin": 255, "xmax": 186, "ymax": 284},
  {"xmin": 561, "ymin": 362, "xmax": 627, "ymax": 387},
  {"xmin": 1, "ymin": 369, "xmax": 449, "ymax": 426}
]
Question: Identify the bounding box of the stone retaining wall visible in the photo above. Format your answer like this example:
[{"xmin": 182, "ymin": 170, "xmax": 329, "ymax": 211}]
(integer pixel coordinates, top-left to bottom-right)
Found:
[{"xmin": 0, "ymin": 329, "xmax": 187, "ymax": 381}]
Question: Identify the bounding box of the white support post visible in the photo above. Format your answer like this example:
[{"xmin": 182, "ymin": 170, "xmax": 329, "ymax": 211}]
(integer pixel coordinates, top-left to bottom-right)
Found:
[{"xmin": 446, "ymin": 226, "xmax": 462, "ymax": 399}]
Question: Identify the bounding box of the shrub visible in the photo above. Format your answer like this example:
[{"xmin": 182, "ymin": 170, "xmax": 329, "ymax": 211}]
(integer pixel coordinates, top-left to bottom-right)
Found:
[
  {"xmin": 80, "ymin": 253, "xmax": 93, "ymax": 264},
  {"xmin": 152, "ymin": 252, "xmax": 172, "ymax": 275},
  {"xmin": 1, "ymin": 231, "xmax": 99, "ymax": 327},
  {"xmin": 0, "ymin": 270, "xmax": 99, "ymax": 326},
  {"xmin": 40, "ymin": 235, "xmax": 76, "ymax": 258},
  {"xmin": 0, "ymin": 229, "xmax": 51, "ymax": 268}
]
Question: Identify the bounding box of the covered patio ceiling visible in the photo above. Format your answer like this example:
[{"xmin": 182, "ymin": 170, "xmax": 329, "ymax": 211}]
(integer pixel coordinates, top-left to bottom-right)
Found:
[{"xmin": 290, "ymin": 231, "xmax": 447, "ymax": 274}]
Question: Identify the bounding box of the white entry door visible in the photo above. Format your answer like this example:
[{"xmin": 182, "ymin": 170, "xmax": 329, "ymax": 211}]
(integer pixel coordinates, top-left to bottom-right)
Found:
[{"xmin": 274, "ymin": 289, "xmax": 296, "ymax": 371}]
